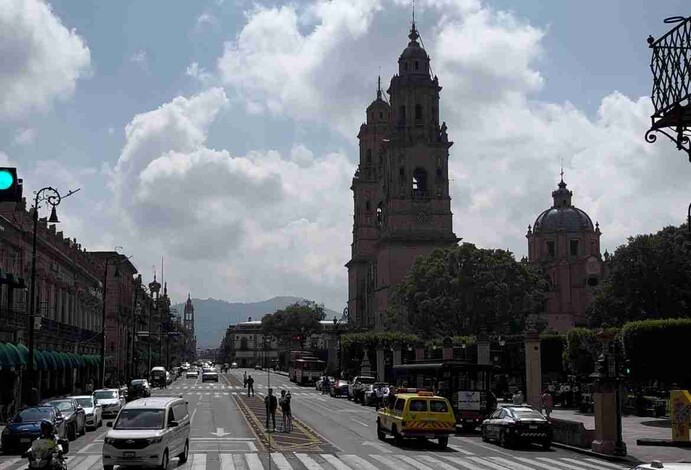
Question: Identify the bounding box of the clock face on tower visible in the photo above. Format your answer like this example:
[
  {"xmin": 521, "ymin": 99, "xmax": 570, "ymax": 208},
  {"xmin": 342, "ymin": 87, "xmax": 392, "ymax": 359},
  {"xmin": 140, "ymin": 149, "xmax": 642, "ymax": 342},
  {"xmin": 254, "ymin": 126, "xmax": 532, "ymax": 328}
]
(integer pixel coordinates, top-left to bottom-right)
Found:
[{"xmin": 416, "ymin": 208, "xmax": 431, "ymax": 225}]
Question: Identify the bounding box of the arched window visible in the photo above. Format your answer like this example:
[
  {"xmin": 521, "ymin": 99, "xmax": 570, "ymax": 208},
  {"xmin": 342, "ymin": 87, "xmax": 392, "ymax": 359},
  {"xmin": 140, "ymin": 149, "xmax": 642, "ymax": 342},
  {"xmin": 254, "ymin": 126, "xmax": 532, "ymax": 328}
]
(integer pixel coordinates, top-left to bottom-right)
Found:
[
  {"xmin": 413, "ymin": 168, "xmax": 428, "ymax": 192},
  {"xmin": 415, "ymin": 61, "xmax": 419, "ymax": 70},
  {"xmin": 415, "ymin": 104, "xmax": 422, "ymax": 120},
  {"xmin": 366, "ymin": 149, "xmax": 372, "ymax": 164}
]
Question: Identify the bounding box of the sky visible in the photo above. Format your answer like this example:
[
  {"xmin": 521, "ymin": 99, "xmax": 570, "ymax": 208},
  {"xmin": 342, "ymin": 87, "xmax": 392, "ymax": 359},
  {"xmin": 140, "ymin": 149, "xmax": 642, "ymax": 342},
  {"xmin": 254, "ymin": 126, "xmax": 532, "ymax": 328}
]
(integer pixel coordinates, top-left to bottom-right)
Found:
[{"xmin": 2, "ymin": 0, "xmax": 690, "ymax": 316}]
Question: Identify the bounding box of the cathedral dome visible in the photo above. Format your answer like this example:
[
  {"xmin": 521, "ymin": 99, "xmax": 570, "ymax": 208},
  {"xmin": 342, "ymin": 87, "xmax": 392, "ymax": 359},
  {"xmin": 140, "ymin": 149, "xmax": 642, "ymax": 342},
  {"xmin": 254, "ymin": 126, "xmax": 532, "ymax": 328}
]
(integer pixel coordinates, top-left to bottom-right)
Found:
[
  {"xmin": 533, "ymin": 179, "xmax": 594, "ymax": 233},
  {"xmin": 399, "ymin": 23, "xmax": 429, "ymax": 60}
]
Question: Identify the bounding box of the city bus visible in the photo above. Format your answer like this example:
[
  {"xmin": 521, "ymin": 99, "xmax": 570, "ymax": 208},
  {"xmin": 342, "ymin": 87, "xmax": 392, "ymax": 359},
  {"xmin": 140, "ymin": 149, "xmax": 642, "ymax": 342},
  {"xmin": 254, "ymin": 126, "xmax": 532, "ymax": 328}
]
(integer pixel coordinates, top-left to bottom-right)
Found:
[
  {"xmin": 288, "ymin": 351, "xmax": 325, "ymax": 385},
  {"xmin": 391, "ymin": 361, "xmax": 498, "ymax": 431}
]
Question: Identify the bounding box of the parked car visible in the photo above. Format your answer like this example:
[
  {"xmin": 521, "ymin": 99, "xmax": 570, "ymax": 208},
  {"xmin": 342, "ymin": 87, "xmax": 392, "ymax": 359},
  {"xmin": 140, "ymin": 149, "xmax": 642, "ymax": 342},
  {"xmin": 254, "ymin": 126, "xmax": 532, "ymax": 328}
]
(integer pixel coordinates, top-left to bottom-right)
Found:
[
  {"xmin": 185, "ymin": 369, "xmax": 199, "ymax": 379},
  {"xmin": 128, "ymin": 379, "xmax": 152, "ymax": 400},
  {"xmin": 102, "ymin": 396, "xmax": 190, "ymax": 470},
  {"xmin": 330, "ymin": 380, "xmax": 350, "ymax": 398},
  {"xmin": 254, "ymin": 364, "xmax": 262, "ymax": 370},
  {"xmin": 1, "ymin": 406, "xmax": 69, "ymax": 454},
  {"xmin": 41, "ymin": 398, "xmax": 86, "ymax": 440},
  {"xmin": 348, "ymin": 376, "xmax": 377, "ymax": 403},
  {"xmin": 481, "ymin": 405, "xmax": 552, "ymax": 449},
  {"xmin": 94, "ymin": 388, "xmax": 126, "ymax": 419},
  {"xmin": 202, "ymin": 368, "xmax": 219, "ymax": 383},
  {"xmin": 73, "ymin": 395, "xmax": 103, "ymax": 430}
]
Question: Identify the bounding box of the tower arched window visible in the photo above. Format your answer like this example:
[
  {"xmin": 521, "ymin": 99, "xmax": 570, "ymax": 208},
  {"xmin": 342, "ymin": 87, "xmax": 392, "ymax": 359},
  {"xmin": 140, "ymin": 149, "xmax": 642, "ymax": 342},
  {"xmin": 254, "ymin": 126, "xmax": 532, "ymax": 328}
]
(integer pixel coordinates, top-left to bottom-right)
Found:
[
  {"xmin": 413, "ymin": 168, "xmax": 428, "ymax": 192},
  {"xmin": 415, "ymin": 104, "xmax": 422, "ymax": 121},
  {"xmin": 399, "ymin": 105, "xmax": 406, "ymax": 125},
  {"xmin": 366, "ymin": 149, "xmax": 372, "ymax": 164}
]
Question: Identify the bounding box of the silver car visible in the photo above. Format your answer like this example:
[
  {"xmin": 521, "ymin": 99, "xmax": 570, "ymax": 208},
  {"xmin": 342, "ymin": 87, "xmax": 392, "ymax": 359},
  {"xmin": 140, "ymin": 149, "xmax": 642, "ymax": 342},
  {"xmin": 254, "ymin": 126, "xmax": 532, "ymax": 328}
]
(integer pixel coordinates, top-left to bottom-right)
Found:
[
  {"xmin": 73, "ymin": 395, "xmax": 102, "ymax": 430},
  {"xmin": 94, "ymin": 389, "xmax": 126, "ymax": 419}
]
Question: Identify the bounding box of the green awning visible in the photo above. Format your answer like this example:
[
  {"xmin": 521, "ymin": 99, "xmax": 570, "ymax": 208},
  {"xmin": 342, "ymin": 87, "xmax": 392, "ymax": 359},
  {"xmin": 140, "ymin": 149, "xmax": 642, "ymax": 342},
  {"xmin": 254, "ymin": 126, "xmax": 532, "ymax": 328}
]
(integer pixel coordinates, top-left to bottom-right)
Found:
[
  {"xmin": 0, "ymin": 344, "xmax": 15, "ymax": 369},
  {"xmin": 58, "ymin": 352, "xmax": 74, "ymax": 369},
  {"xmin": 68, "ymin": 353, "xmax": 85, "ymax": 369},
  {"xmin": 49, "ymin": 351, "xmax": 65, "ymax": 369},
  {"xmin": 40, "ymin": 350, "xmax": 57, "ymax": 370},
  {"xmin": 84, "ymin": 355, "xmax": 96, "ymax": 367},
  {"xmin": 4, "ymin": 343, "xmax": 22, "ymax": 366},
  {"xmin": 34, "ymin": 350, "xmax": 47, "ymax": 370},
  {"xmin": 15, "ymin": 343, "xmax": 36, "ymax": 369}
]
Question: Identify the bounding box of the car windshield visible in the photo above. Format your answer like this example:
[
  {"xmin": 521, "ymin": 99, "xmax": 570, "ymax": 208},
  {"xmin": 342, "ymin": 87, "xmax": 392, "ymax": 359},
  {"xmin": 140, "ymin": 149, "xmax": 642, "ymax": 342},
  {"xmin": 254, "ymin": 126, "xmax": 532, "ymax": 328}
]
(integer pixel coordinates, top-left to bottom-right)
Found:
[
  {"xmin": 49, "ymin": 401, "xmax": 73, "ymax": 412},
  {"xmin": 94, "ymin": 391, "xmax": 117, "ymax": 399},
  {"xmin": 114, "ymin": 409, "xmax": 165, "ymax": 430},
  {"xmin": 131, "ymin": 380, "xmax": 146, "ymax": 386},
  {"xmin": 75, "ymin": 398, "xmax": 93, "ymax": 408},
  {"xmin": 513, "ymin": 409, "xmax": 545, "ymax": 420},
  {"xmin": 15, "ymin": 408, "xmax": 52, "ymax": 423}
]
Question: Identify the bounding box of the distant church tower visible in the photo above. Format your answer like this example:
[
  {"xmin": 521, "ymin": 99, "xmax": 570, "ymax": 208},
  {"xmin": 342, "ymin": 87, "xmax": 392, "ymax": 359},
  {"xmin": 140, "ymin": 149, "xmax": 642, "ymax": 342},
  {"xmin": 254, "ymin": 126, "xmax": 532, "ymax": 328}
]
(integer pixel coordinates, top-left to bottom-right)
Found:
[
  {"xmin": 346, "ymin": 21, "xmax": 459, "ymax": 330},
  {"xmin": 526, "ymin": 175, "xmax": 605, "ymax": 331},
  {"xmin": 184, "ymin": 294, "xmax": 196, "ymax": 358}
]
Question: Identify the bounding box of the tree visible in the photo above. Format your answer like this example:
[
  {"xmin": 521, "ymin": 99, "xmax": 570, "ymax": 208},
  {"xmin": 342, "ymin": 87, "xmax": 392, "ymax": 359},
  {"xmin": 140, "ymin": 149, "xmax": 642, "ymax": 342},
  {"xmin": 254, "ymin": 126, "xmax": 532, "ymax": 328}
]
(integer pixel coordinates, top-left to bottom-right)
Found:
[
  {"xmin": 390, "ymin": 243, "xmax": 549, "ymax": 338},
  {"xmin": 261, "ymin": 300, "xmax": 324, "ymax": 344},
  {"xmin": 587, "ymin": 224, "xmax": 691, "ymax": 327}
]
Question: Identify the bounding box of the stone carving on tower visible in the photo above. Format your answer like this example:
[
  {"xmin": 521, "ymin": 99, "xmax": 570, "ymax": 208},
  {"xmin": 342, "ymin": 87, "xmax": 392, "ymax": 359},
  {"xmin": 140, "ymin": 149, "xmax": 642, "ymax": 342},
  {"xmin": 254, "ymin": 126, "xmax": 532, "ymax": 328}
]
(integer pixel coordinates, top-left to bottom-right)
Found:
[
  {"xmin": 526, "ymin": 174, "xmax": 605, "ymax": 331},
  {"xmin": 346, "ymin": 21, "xmax": 459, "ymax": 331}
]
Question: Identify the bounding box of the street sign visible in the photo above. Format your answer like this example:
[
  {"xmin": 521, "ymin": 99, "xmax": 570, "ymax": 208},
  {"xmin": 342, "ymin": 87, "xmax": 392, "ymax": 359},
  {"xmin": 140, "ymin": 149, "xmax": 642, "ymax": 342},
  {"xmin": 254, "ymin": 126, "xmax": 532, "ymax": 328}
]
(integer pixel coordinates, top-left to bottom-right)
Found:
[{"xmin": 137, "ymin": 331, "xmax": 150, "ymax": 337}]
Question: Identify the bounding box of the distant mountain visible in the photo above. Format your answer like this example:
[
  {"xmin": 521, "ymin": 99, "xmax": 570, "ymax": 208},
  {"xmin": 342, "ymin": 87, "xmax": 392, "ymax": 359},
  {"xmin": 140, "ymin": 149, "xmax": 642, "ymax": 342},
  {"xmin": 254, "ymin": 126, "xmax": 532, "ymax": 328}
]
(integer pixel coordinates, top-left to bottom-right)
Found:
[{"xmin": 172, "ymin": 296, "xmax": 339, "ymax": 349}]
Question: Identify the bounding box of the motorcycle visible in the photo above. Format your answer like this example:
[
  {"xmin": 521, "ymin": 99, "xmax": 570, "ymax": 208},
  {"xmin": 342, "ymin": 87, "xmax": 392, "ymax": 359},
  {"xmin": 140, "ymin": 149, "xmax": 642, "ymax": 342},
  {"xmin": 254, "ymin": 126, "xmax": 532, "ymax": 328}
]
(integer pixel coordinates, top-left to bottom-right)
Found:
[{"xmin": 23, "ymin": 437, "xmax": 69, "ymax": 470}]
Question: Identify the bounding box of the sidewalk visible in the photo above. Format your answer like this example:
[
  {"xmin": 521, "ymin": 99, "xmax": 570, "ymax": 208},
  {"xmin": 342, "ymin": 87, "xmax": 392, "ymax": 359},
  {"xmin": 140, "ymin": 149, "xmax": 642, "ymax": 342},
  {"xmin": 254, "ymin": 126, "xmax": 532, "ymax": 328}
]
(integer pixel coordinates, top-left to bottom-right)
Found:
[{"xmin": 551, "ymin": 408, "xmax": 691, "ymax": 463}]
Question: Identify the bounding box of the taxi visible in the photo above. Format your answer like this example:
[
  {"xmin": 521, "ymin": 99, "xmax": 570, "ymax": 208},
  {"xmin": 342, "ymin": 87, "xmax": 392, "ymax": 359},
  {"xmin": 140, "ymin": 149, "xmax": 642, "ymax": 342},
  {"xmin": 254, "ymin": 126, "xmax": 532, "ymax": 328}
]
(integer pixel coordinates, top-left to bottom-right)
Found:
[{"xmin": 376, "ymin": 388, "xmax": 455, "ymax": 448}]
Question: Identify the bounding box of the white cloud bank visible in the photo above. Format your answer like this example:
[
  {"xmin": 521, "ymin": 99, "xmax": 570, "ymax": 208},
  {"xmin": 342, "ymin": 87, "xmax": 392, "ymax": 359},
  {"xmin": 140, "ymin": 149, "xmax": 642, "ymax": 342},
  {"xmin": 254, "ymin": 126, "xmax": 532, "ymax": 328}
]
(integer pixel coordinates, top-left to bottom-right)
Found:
[{"xmin": 0, "ymin": 0, "xmax": 90, "ymax": 119}]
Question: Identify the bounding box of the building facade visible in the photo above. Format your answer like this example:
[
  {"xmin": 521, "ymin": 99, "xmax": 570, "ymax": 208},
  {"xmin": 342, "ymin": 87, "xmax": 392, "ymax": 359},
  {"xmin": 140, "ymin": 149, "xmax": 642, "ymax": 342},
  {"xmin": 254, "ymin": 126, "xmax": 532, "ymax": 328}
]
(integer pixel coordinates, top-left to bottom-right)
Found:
[
  {"xmin": 346, "ymin": 22, "xmax": 458, "ymax": 330},
  {"xmin": 526, "ymin": 177, "xmax": 605, "ymax": 331}
]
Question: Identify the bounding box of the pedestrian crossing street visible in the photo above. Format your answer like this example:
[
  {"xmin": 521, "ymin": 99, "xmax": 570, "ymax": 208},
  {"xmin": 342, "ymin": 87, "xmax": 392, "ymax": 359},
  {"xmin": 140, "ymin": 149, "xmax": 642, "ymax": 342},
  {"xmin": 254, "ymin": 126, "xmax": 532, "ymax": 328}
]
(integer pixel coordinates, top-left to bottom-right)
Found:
[{"xmin": 0, "ymin": 451, "xmax": 629, "ymax": 470}]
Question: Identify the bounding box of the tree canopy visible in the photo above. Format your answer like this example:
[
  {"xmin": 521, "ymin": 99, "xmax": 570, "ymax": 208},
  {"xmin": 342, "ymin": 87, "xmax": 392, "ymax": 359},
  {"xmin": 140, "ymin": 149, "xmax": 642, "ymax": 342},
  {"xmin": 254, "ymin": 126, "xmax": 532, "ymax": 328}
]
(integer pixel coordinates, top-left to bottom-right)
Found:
[
  {"xmin": 389, "ymin": 243, "xmax": 549, "ymax": 338},
  {"xmin": 260, "ymin": 300, "xmax": 325, "ymax": 343},
  {"xmin": 587, "ymin": 224, "xmax": 691, "ymax": 327}
]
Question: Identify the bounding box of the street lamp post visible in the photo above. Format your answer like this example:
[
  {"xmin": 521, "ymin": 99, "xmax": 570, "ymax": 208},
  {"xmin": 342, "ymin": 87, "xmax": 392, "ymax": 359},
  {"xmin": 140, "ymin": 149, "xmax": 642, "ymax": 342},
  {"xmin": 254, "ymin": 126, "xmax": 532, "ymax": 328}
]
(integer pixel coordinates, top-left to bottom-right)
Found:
[
  {"xmin": 332, "ymin": 316, "xmax": 342, "ymax": 378},
  {"xmin": 27, "ymin": 186, "xmax": 79, "ymax": 402},
  {"xmin": 100, "ymin": 251, "xmax": 124, "ymax": 389}
]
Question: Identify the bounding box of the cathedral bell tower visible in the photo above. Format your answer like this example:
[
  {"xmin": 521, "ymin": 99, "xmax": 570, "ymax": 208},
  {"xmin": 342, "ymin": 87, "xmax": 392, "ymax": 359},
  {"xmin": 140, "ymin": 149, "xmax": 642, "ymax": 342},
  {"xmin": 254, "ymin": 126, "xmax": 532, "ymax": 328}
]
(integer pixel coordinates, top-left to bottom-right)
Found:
[{"xmin": 346, "ymin": 21, "xmax": 459, "ymax": 330}]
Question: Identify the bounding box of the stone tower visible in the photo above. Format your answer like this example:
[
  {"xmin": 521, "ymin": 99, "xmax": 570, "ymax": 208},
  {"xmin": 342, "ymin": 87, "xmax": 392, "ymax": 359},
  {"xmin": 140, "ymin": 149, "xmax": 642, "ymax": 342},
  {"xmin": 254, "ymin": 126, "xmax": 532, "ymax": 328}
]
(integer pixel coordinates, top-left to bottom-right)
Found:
[
  {"xmin": 346, "ymin": 22, "xmax": 459, "ymax": 330},
  {"xmin": 526, "ymin": 176, "xmax": 605, "ymax": 331},
  {"xmin": 184, "ymin": 293, "xmax": 195, "ymax": 338}
]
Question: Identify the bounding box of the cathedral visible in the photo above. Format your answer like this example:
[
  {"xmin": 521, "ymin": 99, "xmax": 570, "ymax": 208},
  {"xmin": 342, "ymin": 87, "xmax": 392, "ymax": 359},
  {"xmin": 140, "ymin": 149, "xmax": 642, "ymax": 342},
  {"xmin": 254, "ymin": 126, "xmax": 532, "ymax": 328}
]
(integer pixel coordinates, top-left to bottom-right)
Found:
[
  {"xmin": 346, "ymin": 22, "xmax": 459, "ymax": 330},
  {"xmin": 526, "ymin": 176, "xmax": 605, "ymax": 331},
  {"xmin": 184, "ymin": 294, "xmax": 197, "ymax": 360}
]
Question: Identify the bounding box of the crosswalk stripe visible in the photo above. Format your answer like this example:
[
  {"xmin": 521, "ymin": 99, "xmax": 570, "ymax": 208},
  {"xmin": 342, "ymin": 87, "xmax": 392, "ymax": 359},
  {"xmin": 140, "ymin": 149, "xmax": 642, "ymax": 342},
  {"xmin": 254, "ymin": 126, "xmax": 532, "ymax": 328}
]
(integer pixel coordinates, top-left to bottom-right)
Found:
[
  {"xmin": 419, "ymin": 455, "xmax": 460, "ymax": 470},
  {"xmin": 560, "ymin": 458, "xmax": 620, "ymax": 470},
  {"xmin": 515, "ymin": 457, "xmax": 563, "ymax": 470},
  {"xmin": 537, "ymin": 457, "xmax": 591, "ymax": 470},
  {"xmin": 192, "ymin": 452, "xmax": 206, "ymax": 470},
  {"xmin": 0, "ymin": 458, "xmax": 20, "ymax": 470},
  {"xmin": 468, "ymin": 457, "xmax": 512, "ymax": 470},
  {"xmin": 220, "ymin": 454, "xmax": 236, "ymax": 470},
  {"xmin": 584, "ymin": 458, "xmax": 626, "ymax": 469},
  {"xmin": 487, "ymin": 456, "xmax": 538, "ymax": 470},
  {"xmin": 397, "ymin": 454, "xmax": 435, "ymax": 470},
  {"xmin": 436, "ymin": 456, "xmax": 486, "ymax": 470},
  {"xmin": 271, "ymin": 453, "xmax": 292, "ymax": 470},
  {"xmin": 369, "ymin": 454, "xmax": 415, "ymax": 470},
  {"xmin": 448, "ymin": 444, "xmax": 475, "ymax": 455},
  {"xmin": 244, "ymin": 453, "xmax": 263, "ymax": 470},
  {"xmin": 295, "ymin": 453, "xmax": 323, "ymax": 470},
  {"xmin": 341, "ymin": 454, "xmax": 378, "ymax": 470},
  {"xmin": 321, "ymin": 454, "xmax": 351, "ymax": 470},
  {"xmin": 72, "ymin": 455, "xmax": 100, "ymax": 470},
  {"xmin": 233, "ymin": 454, "xmax": 247, "ymax": 469}
]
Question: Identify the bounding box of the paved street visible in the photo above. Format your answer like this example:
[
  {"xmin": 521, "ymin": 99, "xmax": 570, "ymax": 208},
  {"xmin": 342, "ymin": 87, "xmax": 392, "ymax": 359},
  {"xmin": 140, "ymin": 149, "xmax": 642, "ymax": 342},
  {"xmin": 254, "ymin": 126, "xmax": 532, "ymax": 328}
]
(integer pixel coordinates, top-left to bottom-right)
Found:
[{"xmin": 0, "ymin": 370, "xmax": 636, "ymax": 470}]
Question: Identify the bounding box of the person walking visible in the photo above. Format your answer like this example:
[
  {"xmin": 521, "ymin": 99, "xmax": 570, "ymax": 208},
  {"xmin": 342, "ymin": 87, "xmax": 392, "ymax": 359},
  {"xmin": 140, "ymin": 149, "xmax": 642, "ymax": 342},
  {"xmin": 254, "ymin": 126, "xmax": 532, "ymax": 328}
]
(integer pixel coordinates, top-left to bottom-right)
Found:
[
  {"xmin": 265, "ymin": 388, "xmax": 278, "ymax": 431},
  {"xmin": 374, "ymin": 385, "xmax": 383, "ymax": 411},
  {"xmin": 541, "ymin": 389, "xmax": 553, "ymax": 418},
  {"xmin": 247, "ymin": 375, "xmax": 254, "ymax": 397},
  {"xmin": 279, "ymin": 390, "xmax": 292, "ymax": 432},
  {"xmin": 512, "ymin": 390, "xmax": 524, "ymax": 405},
  {"xmin": 243, "ymin": 371, "xmax": 247, "ymax": 388}
]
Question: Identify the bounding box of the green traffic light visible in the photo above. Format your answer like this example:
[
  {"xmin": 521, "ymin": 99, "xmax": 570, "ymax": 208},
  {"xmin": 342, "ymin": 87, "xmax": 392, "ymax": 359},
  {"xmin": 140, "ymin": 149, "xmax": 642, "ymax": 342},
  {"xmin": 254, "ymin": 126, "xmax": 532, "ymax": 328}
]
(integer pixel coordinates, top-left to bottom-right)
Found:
[{"xmin": 0, "ymin": 170, "xmax": 14, "ymax": 190}]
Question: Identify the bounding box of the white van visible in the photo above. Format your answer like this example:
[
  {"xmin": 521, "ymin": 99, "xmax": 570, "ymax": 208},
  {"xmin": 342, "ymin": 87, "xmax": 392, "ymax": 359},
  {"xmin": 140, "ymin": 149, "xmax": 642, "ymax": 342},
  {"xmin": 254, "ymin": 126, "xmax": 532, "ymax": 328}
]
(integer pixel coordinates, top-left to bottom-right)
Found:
[{"xmin": 102, "ymin": 396, "xmax": 190, "ymax": 470}]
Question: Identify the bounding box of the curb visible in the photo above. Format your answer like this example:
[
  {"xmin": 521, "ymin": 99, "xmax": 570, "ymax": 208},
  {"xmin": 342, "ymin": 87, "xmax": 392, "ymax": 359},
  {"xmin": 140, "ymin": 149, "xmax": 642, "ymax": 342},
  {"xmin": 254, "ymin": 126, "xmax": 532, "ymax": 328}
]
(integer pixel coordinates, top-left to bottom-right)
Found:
[{"xmin": 552, "ymin": 441, "xmax": 641, "ymax": 465}]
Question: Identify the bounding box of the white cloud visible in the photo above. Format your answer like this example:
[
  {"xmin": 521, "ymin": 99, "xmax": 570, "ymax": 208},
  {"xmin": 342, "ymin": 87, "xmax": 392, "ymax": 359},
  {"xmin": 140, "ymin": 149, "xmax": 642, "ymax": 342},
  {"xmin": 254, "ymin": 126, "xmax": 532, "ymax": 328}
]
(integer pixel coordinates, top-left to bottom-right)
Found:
[
  {"xmin": 196, "ymin": 11, "xmax": 216, "ymax": 28},
  {"xmin": 13, "ymin": 127, "xmax": 36, "ymax": 145},
  {"xmin": 0, "ymin": 0, "xmax": 91, "ymax": 119},
  {"xmin": 186, "ymin": 62, "xmax": 213, "ymax": 85}
]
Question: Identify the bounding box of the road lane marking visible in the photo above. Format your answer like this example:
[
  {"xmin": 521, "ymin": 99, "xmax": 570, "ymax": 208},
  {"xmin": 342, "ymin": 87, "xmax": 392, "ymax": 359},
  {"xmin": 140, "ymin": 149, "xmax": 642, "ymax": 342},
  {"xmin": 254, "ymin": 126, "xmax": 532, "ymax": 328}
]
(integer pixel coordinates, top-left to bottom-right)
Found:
[
  {"xmin": 436, "ymin": 456, "xmax": 486, "ymax": 470},
  {"xmin": 361, "ymin": 441, "xmax": 391, "ymax": 453},
  {"xmin": 295, "ymin": 453, "xmax": 323, "ymax": 470},
  {"xmin": 454, "ymin": 437, "xmax": 515, "ymax": 457},
  {"xmin": 486, "ymin": 456, "xmax": 536, "ymax": 470},
  {"xmin": 190, "ymin": 408, "xmax": 198, "ymax": 425},
  {"xmin": 245, "ymin": 453, "xmax": 263, "ymax": 470},
  {"xmin": 322, "ymin": 454, "xmax": 351, "ymax": 470},
  {"xmin": 0, "ymin": 458, "xmax": 21, "ymax": 470},
  {"xmin": 539, "ymin": 457, "xmax": 607, "ymax": 470},
  {"xmin": 350, "ymin": 418, "xmax": 369, "ymax": 427},
  {"xmin": 515, "ymin": 456, "xmax": 565, "ymax": 470},
  {"xmin": 559, "ymin": 458, "xmax": 620, "ymax": 470},
  {"xmin": 71, "ymin": 455, "xmax": 100, "ymax": 470},
  {"xmin": 77, "ymin": 443, "xmax": 100, "ymax": 454},
  {"xmin": 341, "ymin": 455, "xmax": 378, "ymax": 470},
  {"xmin": 369, "ymin": 454, "xmax": 410, "ymax": 470},
  {"xmin": 448, "ymin": 444, "xmax": 474, "ymax": 455},
  {"xmin": 418, "ymin": 456, "xmax": 458, "ymax": 470},
  {"xmin": 271, "ymin": 453, "xmax": 292, "ymax": 470},
  {"xmin": 233, "ymin": 454, "xmax": 246, "ymax": 469},
  {"xmin": 219, "ymin": 454, "xmax": 236, "ymax": 470},
  {"xmin": 584, "ymin": 459, "xmax": 626, "ymax": 469},
  {"xmin": 247, "ymin": 441, "xmax": 257, "ymax": 451},
  {"xmin": 397, "ymin": 455, "xmax": 435, "ymax": 470}
]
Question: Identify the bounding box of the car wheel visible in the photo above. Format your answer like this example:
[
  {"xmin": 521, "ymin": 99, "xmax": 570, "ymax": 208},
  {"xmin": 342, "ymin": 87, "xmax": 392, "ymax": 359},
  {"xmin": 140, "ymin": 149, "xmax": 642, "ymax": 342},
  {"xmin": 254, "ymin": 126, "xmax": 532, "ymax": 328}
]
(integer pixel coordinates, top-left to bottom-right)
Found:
[
  {"xmin": 178, "ymin": 440, "xmax": 189, "ymax": 463},
  {"xmin": 377, "ymin": 421, "xmax": 386, "ymax": 441},
  {"xmin": 499, "ymin": 430, "xmax": 510, "ymax": 448},
  {"xmin": 392, "ymin": 425, "xmax": 403, "ymax": 445},
  {"xmin": 159, "ymin": 449, "xmax": 169, "ymax": 470},
  {"xmin": 438, "ymin": 436, "xmax": 449, "ymax": 449}
]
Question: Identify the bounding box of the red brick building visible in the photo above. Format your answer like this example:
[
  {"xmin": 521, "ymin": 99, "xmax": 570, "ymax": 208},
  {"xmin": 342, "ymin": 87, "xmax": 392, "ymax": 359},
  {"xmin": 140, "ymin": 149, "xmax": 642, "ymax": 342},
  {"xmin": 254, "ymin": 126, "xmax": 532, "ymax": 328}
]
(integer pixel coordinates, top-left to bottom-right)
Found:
[
  {"xmin": 347, "ymin": 22, "xmax": 458, "ymax": 330},
  {"xmin": 526, "ymin": 177, "xmax": 605, "ymax": 331}
]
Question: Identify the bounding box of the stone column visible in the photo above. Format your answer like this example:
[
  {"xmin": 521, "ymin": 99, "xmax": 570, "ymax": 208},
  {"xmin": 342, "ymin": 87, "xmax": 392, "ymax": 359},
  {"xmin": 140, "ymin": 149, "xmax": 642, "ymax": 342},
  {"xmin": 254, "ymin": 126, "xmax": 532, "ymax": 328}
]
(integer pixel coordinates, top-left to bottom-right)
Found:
[
  {"xmin": 524, "ymin": 330, "xmax": 542, "ymax": 409},
  {"xmin": 376, "ymin": 348, "xmax": 385, "ymax": 381},
  {"xmin": 393, "ymin": 348, "xmax": 402, "ymax": 366}
]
